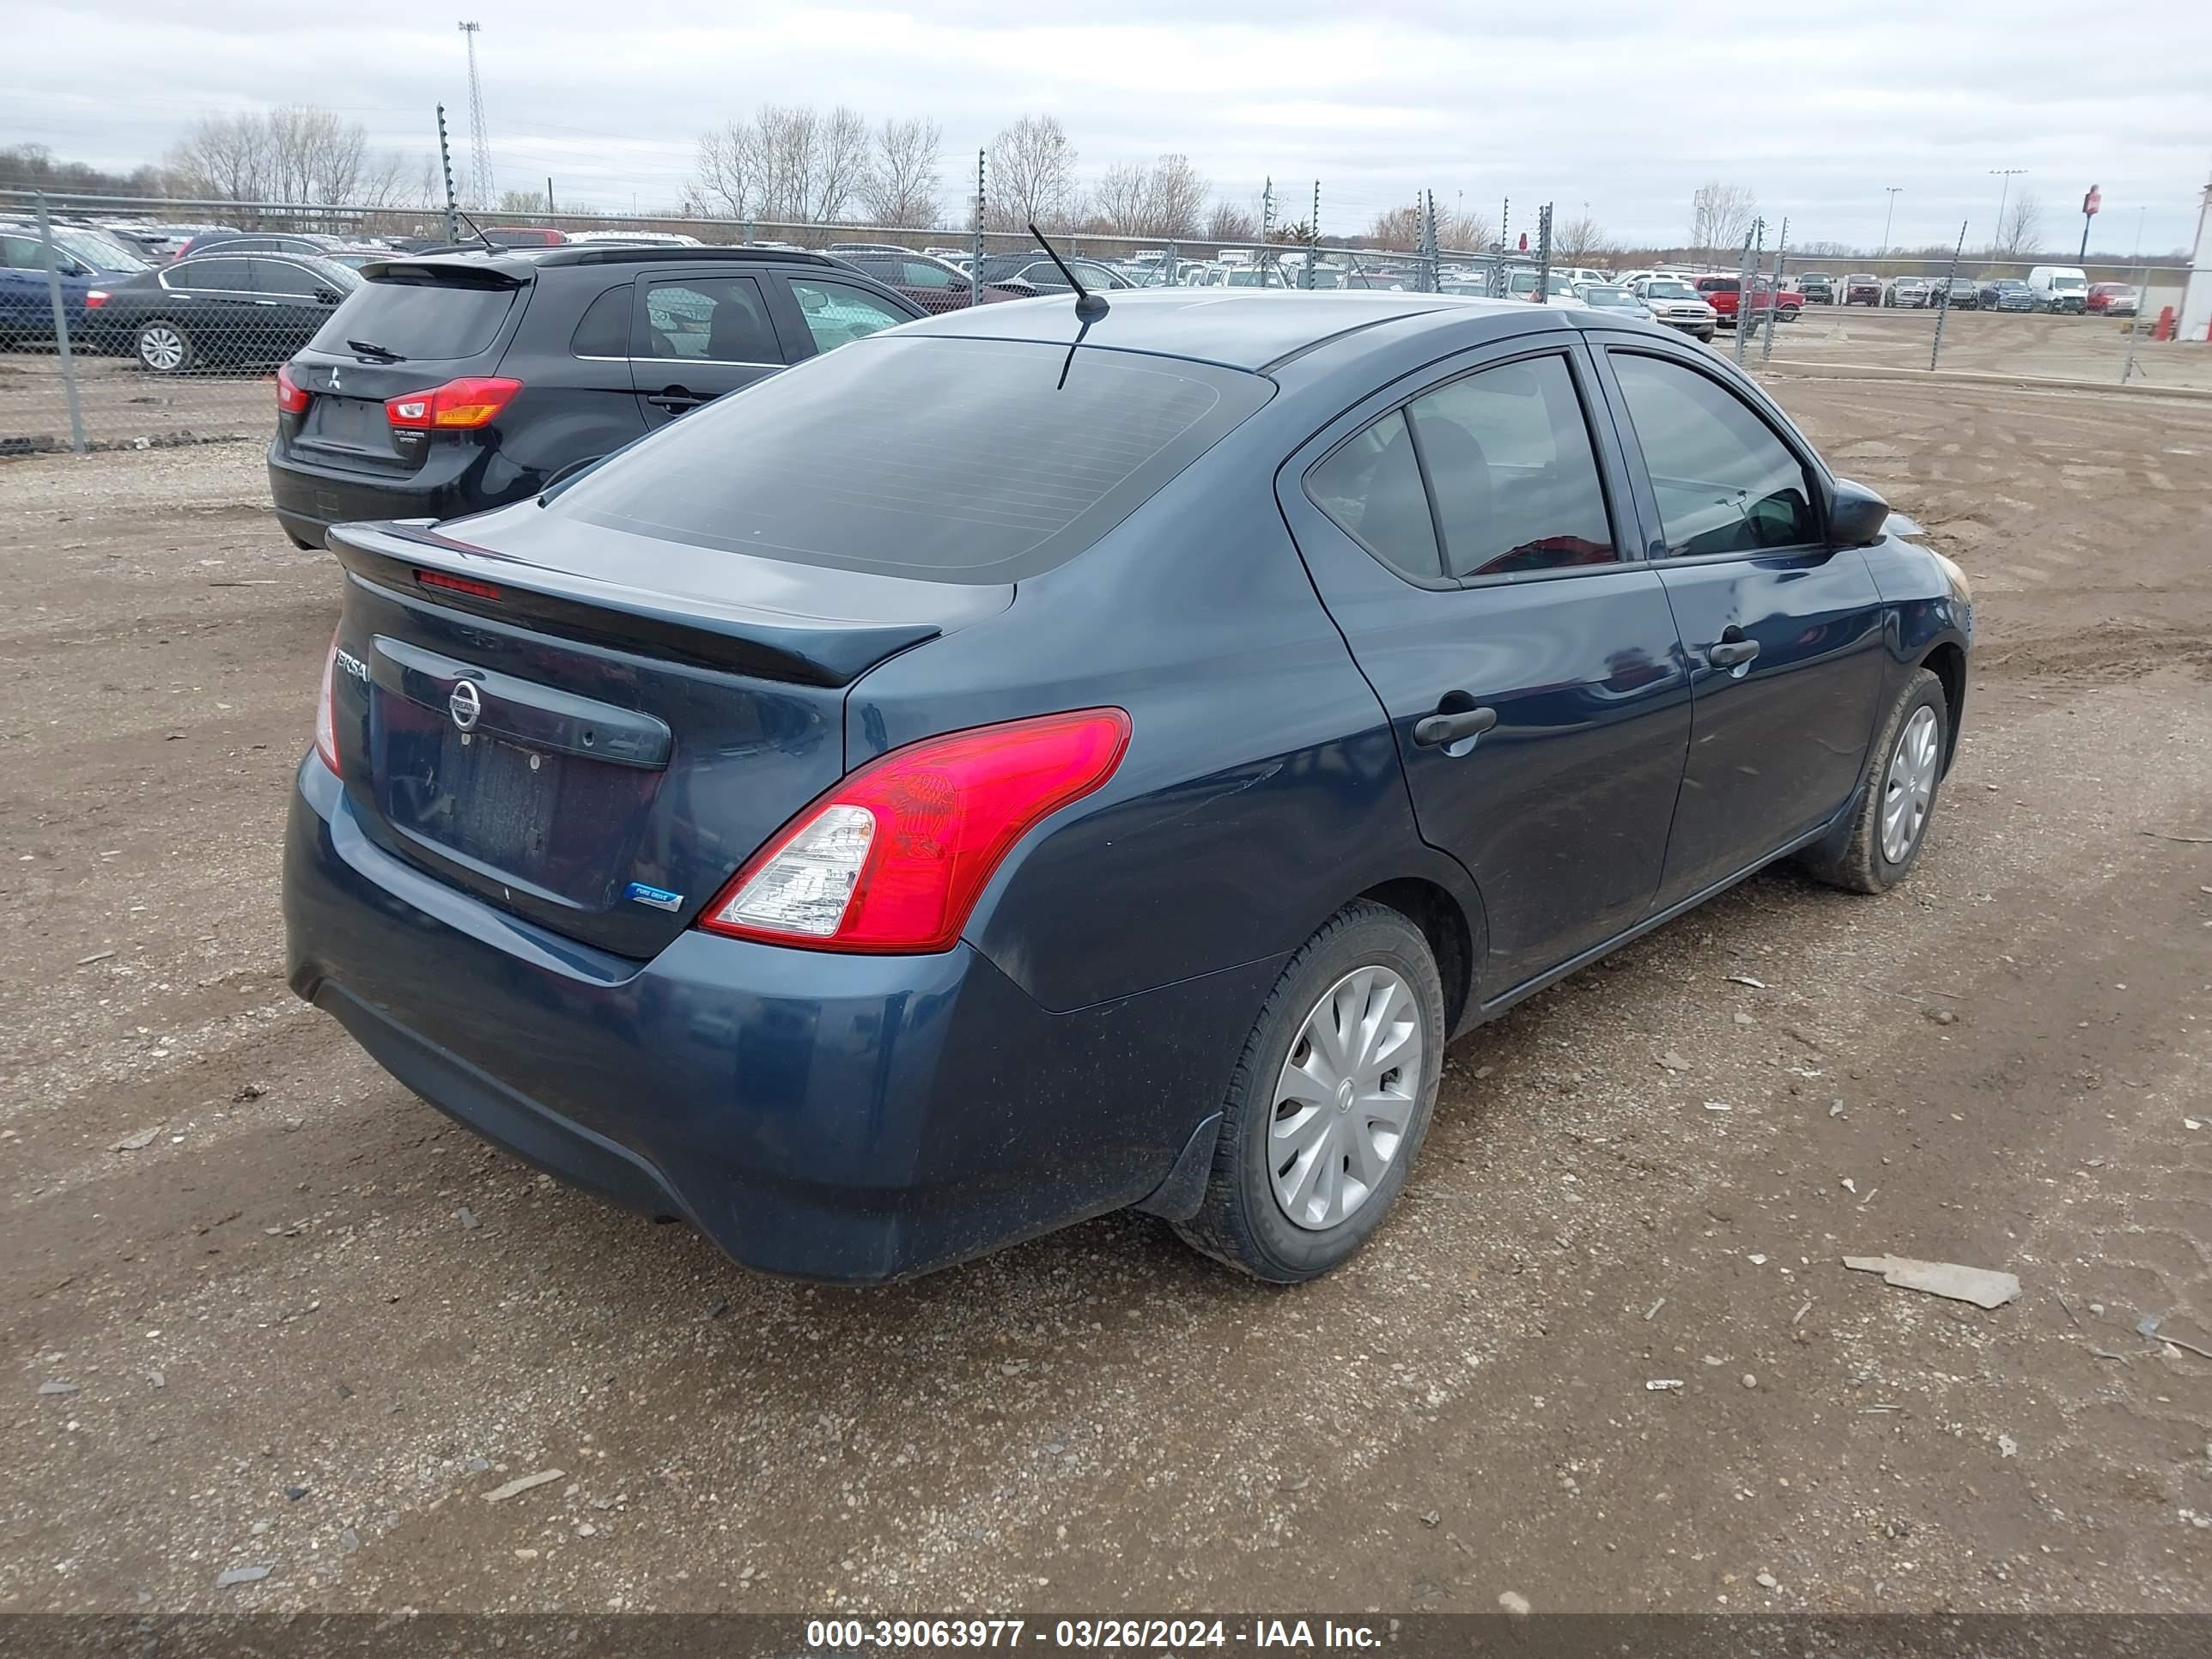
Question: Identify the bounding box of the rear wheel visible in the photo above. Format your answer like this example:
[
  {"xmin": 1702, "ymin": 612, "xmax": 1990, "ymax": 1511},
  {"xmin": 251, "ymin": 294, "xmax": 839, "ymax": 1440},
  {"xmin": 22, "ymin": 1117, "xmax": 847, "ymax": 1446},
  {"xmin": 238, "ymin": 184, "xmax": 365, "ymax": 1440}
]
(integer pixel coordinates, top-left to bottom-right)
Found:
[
  {"xmin": 135, "ymin": 320, "xmax": 194, "ymax": 374},
  {"xmin": 1174, "ymin": 901, "xmax": 1444, "ymax": 1283},
  {"xmin": 1801, "ymin": 667, "xmax": 1948, "ymax": 894}
]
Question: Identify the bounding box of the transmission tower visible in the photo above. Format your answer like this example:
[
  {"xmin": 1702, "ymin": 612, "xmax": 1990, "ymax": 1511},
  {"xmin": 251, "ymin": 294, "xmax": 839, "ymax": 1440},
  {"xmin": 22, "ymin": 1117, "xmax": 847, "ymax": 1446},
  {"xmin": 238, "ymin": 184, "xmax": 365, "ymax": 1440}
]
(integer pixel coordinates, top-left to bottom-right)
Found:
[{"xmin": 458, "ymin": 21, "xmax": 494, "ymax": 208}]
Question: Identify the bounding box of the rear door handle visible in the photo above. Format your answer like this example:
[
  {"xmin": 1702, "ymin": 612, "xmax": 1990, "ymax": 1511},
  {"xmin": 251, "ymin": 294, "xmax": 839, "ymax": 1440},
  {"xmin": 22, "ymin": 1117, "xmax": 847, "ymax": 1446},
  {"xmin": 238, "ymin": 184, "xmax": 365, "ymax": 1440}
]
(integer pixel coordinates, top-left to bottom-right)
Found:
[
  {"xmin": 1706, "ymin": 638, "xmax": 1760, "ymax": 669},
  {"xmin": 1413, "ymin": 705, "xmax": 1498, "ymax": 748},
  {"xmin": 647, "ymin": 388, "xmax": 709, "ymax": 412}
]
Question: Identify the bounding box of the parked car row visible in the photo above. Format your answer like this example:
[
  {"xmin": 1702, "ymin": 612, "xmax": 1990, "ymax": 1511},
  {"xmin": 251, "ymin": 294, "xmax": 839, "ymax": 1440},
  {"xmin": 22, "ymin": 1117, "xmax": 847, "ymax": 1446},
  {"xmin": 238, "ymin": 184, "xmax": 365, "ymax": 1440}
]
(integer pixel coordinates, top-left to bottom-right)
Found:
[{"xmin": 1797, "ymin": 264, "xmax": 2109, "ymax": 314}]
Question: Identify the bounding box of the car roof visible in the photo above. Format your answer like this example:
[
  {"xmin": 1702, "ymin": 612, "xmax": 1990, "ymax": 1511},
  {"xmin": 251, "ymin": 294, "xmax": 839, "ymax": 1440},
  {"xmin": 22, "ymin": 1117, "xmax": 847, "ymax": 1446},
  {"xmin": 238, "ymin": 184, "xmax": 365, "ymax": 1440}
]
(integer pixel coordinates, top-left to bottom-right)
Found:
[{"xmin": 902, "ymin": 289, "xmax": 1528, "ymax": 372}]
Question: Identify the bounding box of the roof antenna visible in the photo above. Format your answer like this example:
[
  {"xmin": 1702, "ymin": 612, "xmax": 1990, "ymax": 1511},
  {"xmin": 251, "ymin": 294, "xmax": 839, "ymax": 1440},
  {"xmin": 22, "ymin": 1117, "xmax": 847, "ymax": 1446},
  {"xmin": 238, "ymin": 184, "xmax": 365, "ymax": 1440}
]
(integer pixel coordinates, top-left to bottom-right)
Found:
[
  {"xmin": 452, "ymin": 205, "xmax": 498, "ymax": 253},
  {"xmin": 1028, "ymin": 222, "xmax": 1109, "ymax": 319}
]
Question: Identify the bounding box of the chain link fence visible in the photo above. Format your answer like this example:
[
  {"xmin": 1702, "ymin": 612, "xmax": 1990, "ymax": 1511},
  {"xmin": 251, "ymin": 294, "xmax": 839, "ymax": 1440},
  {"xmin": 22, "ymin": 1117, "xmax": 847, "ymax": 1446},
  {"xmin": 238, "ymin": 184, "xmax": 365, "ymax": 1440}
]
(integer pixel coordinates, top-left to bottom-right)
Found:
[{"xmin": 5, "ymin": 186, "xmax": 2207, "ymax": 458}]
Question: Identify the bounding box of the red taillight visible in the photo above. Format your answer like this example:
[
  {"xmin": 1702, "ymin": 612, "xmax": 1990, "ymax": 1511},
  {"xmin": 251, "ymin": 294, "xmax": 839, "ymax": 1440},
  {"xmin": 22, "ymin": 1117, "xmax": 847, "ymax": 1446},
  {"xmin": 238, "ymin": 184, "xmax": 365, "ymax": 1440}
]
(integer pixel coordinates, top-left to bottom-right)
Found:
[
  {"xmin": 85, "ymin": 289, "xmax": 109, "ymax": 310},
  {"xmin": 385, "ymin": 376, "xmax": 522, "ymax": 431},
  {"xmin": 699, "ymin": 709, "xmax": 1132, "ymax": 954},
  {"xmin": 276, "ymin": 363, "xmax": 310, "ymax": 415},
  {"xmin": 313, "ymin": 632, "xmax": 341, "ymax": 775},
  {"xmin": 415, "ymin": 568, "xmax": 502, "ymax": 602}
]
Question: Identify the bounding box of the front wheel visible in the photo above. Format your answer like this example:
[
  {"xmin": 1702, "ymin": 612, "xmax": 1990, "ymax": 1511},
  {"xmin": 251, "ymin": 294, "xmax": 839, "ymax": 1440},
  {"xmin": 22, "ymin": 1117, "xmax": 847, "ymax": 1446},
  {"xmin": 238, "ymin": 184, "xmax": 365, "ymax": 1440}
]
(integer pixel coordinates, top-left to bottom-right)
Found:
[
  {"xmin": 136, "ymin": 319, "xmax": 195, "ymax": 374},
  {"xmin": 1174, "ymin": 901, "xmax": 1444, "ymax": 1283},
  {"xmin": 1801, "ymin": 667, "xmax": 1949, "ymax": 894}
]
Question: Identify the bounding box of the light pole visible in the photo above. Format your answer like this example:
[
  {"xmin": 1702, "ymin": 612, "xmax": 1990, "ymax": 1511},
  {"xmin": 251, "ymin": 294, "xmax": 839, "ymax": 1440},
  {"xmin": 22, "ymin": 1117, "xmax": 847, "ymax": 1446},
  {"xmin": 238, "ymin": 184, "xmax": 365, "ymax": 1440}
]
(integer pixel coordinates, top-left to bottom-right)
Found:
[
  {"xmin": 1990, "ymin": 167, "xmax": 2027, "ymax": 255},
  {"xmin": 1880, "ymin": 186, "xmax": 1902, "ymax": 260}
]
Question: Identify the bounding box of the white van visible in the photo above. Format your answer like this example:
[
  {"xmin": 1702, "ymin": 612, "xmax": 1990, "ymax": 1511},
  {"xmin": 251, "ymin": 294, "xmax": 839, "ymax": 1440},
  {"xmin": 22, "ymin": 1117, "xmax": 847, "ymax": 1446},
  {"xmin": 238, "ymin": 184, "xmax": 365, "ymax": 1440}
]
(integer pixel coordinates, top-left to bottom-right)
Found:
[{"xmin": 2027, "ymin": 266, "xmax": 2090, "ymax": 314}]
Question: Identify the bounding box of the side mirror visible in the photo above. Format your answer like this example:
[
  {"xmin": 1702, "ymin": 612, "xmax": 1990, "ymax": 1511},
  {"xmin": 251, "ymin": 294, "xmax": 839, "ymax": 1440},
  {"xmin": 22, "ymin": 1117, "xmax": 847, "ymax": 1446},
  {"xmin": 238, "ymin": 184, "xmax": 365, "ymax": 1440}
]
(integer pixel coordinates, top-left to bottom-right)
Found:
[
  {"xmin": 314, "ymin": 288, "xmax": 341, "ymax": 305},
  {"xmin": 1828, "ymin": 477, "xmax": 1891, "ymax": 548}
]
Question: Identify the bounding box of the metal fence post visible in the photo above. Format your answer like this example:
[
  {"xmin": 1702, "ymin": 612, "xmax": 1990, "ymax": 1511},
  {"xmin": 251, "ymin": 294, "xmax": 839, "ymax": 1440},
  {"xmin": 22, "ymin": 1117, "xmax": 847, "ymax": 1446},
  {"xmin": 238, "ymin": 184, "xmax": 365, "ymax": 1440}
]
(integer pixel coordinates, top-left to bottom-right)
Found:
[
  {"xmin": 1761, "ymin": 216, "xmax": 1789, "ymax": 363},
  {"xmin": 970, "ymin": 150, "xmax": 985, "ymax": 308},
  {"xmin": 1733, "ymin": 221, "xmax": 1760, "ymax": 366},
  {"xmin": 1304, "ymin": 182, "xmax": 1319, "ymax": 290},
  {"xmin": 435, "ymin": 106, "xmax": 459, "ymax": 246},
  {"xmin": 33, "ymin": 192, "xmax": 87, "ymax": 455},
  {"xmin": 1929, "ymin": 220, "xmax": 1966, "ymax": 372},
  {"xmin": 1534, "ymin": 204, "xmax": 1553, "ymax": 305}
]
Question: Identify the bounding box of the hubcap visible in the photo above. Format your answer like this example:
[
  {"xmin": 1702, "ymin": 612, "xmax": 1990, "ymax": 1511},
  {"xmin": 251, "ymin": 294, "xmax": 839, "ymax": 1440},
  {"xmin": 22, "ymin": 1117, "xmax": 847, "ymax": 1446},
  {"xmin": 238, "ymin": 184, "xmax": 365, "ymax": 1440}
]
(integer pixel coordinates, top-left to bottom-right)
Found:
[
  {"xmin": 140, "ymin": 326, "xmax": 184, "ymax": 371},
  {"xmin": 1267, "ymin": 966, "xmax": 1423, "ymax": 1232},
  {"xmin": 1881, "ymin": 704, "xmax": 1941, "ymax": 864}
]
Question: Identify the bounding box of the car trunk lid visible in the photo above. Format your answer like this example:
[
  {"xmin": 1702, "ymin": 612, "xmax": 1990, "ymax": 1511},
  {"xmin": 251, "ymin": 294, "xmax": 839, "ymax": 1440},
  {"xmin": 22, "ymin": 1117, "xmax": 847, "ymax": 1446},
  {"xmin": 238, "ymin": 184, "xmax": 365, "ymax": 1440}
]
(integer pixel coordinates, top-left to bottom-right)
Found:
[{"xmin": 324, "ymin": 514, "xmax": 1012, "ymax": 959}]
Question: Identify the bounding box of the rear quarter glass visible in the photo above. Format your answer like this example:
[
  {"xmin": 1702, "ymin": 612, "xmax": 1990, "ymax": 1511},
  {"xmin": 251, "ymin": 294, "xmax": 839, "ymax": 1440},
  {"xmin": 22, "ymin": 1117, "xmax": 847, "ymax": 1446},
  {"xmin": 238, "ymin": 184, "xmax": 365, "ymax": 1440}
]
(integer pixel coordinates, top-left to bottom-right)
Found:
[{"xmin": 546, "ymin": 335, "xmax": 1273, "ymax": 583}]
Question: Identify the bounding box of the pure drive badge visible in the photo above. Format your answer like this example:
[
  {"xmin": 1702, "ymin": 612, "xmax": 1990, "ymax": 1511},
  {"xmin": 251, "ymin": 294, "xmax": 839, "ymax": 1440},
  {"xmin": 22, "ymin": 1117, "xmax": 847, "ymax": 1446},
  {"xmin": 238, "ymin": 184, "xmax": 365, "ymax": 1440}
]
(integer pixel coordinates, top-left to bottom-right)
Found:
[{"xmin": 624, "ymin": 882, "xmax": 684, "ymax": 912}]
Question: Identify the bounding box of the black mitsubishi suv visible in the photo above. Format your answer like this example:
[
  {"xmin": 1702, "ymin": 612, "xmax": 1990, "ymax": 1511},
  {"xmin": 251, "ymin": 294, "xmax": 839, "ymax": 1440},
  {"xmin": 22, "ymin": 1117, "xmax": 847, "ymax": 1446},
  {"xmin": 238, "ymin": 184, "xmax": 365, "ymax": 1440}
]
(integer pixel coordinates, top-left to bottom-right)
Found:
[{"xmin": 267, "ymin": 244, "xmax": 927, "ymax": 550}]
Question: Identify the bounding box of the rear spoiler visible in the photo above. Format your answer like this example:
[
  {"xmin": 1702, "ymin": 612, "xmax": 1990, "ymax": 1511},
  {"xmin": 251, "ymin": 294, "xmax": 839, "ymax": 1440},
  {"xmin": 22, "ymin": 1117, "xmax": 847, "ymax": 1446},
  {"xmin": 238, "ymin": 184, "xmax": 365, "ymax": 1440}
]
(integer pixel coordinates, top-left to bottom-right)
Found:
[
  {"xmin": 356, "ymin": 259, "xmax": 531, "ymax": 289},
  {"xmin": 327, "ymin": 522, "xmax": 940, "ymax": 688}
]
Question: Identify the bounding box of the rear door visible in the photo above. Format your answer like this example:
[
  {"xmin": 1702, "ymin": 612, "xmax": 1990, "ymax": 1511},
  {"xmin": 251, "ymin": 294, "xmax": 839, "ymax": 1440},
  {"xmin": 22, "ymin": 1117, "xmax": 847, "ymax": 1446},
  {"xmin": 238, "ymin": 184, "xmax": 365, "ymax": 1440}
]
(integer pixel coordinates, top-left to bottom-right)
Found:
[
  {"xmin": 247, "ymin": 257, "xmax": 344, "ymax": 358},
  {"xmin": 161, "ymin": 257, "xmax": 260, "ymax": 347},
  {"xmin": 1594, "ymin": 343, "xmax": 1887, "ymax": 904},
  {"xmin": 629, "ymin": 268, "xmax": 790, "ymax": 428},
  {"xmin": 1279, "ymin": 332, "xmax": 1692, "ymax": 994}
]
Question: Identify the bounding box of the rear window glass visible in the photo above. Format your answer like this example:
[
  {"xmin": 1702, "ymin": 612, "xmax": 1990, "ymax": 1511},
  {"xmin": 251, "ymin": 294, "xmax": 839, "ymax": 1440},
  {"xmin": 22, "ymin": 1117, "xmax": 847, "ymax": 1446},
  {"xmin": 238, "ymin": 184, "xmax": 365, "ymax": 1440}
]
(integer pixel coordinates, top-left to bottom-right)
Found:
[
  {"xmin": 310, "ymin": 276, "xmax": 517, "ymax": 362},
  {"xmin": 550, "ymin": 336, "xmax": 1272, "ymax": 582}
]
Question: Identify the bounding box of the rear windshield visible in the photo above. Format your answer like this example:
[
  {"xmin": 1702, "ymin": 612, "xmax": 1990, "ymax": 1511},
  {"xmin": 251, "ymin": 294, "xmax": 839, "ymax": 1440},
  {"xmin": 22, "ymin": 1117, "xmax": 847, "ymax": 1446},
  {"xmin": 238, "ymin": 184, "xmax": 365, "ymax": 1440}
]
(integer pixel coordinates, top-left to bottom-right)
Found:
[
  {"xmin": 550, "ymin": 335, "xmax": 1273, "ymax": 582},
  {"xmin": 309, "ymin": 276, "xmax": 518, "ymax": 362}
]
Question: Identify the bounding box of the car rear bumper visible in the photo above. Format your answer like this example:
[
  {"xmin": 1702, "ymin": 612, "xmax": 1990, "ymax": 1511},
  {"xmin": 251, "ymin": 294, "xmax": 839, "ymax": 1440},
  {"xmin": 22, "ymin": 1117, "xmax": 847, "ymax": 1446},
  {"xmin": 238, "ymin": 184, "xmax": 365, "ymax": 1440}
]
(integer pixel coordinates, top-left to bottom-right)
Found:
[
  {"xmin": 283, "ymin": 755, "xmax": 1263, "ymax": 1283},
  {"xmin": 267, "ymin": 440, "xmax": 501, "ymax": 546}
]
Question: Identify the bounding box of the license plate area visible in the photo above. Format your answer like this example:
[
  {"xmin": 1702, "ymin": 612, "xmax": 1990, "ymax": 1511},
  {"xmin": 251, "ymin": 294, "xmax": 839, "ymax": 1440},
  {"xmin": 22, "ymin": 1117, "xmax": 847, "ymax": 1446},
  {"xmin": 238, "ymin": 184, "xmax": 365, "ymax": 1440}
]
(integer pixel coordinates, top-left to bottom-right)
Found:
[
  {"xmin": 299, "ymin": 396, "xmax": 405, "ymax": 465},
  {"xmin": 375, "ymin": 707, "xmax": 659, "ymax": 907}
]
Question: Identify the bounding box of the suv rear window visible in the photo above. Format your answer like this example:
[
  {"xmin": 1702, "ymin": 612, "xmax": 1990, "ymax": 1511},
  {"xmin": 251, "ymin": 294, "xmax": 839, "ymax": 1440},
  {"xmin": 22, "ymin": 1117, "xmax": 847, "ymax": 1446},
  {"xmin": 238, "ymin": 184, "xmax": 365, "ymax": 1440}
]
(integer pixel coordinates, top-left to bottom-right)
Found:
[
  {"xmin": 309, "ymin": 275, "xmax": 518, "ymax": 362},
  {"xmin": 550, "ymin": 336, "xmax": 1272, "ymax": 582}
]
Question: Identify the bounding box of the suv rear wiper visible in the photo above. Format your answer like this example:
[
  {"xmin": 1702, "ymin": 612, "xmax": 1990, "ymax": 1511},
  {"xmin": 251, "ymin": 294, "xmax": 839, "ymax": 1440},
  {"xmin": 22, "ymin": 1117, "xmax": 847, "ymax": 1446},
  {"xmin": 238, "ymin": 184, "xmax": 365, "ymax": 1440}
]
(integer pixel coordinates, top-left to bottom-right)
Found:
[{"xmin": 347, "ymin": 339, "xmax": 405, "ymax": 362}]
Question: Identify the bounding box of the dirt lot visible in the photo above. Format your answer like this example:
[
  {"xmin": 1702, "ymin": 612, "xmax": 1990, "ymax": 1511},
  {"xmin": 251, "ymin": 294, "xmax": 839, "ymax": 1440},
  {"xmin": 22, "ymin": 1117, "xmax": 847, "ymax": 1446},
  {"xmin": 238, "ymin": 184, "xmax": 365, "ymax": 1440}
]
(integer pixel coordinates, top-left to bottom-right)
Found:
[{"xmin": 1, "ymin": 376, "xmax": 2209, "ymax": 1620}]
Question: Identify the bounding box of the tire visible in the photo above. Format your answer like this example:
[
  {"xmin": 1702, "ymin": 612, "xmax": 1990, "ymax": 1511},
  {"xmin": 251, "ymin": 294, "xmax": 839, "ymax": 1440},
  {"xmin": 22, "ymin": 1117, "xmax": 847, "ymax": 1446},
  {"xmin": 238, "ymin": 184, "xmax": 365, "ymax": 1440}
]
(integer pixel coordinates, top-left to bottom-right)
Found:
[
  {"xmin": 1697, "ymin": 328, "xmax": 1715, "ymax": 343},
  {"xmin": 1173, "ymin": 900, "xmax": 1445, "ymax": 1283},
  {"xmin": 135, "ymin": 319, "xmax": 195, "ymax": 374},
  {"xmin": 1801, "ymin": 667, "xmax": 1948, "ymax": 895}
]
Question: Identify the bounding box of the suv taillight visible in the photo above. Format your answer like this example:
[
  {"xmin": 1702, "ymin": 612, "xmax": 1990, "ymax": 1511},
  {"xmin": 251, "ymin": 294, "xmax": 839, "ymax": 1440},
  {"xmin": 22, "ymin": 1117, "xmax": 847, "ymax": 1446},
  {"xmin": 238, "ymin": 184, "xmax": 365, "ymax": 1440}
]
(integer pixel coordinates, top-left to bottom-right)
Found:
[
  {"xmin": 313, "ymin": 632, "xmax": 341, "ymax": 775},
  {"xmin": 385, "ymin": 376, "xmax": 522, "ymax": 431},
  {"xmin": 699, "ymin": 709, "xmax": 1132, "ymax": 953},
  {"xmin": 276, "ymin": 364, "xmax": 310, "ymax": 415},
  {"xmin": 85, "ymin": 289, "xmax": 109, "ymax": 310}
]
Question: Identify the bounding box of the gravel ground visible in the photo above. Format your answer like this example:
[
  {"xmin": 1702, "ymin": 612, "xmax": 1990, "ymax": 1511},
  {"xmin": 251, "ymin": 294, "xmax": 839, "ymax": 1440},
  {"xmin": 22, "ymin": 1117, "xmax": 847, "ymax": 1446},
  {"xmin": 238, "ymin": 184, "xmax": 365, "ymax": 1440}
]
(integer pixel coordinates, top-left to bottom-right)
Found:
[{"xmin": 1, "ymin": 379, "xmax": 2208, "ymax": 1617}]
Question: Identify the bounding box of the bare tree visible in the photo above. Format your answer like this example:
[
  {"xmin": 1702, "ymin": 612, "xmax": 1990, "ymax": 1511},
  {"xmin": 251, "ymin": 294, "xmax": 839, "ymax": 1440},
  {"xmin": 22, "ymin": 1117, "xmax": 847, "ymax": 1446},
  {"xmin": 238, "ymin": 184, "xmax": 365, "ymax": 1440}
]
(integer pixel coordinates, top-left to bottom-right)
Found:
[
  {"xmin": 1689, "ymin": 181, "xmax": 1758, "ymax": 260},
  {"xmin": 166, "ymin": 114, "xmax": 268, "ymax": 203},
  {"xmin": 860, "ymin": 116, "xmax": 941, "ymax": 228},
  {"xmin": 690, "ymin": 119, "xmax": 758, "ymax": 220},
  {"xmin": 1204, "ymin": 198, "xmax": 1258, "ymax": 245},
  {"xmin": 688, "ymin": 104, "xmax": 872, "ymax": 224},
  {"xmin": 1090, "ymin": 162, "xmax": 1151, "ymax": 237},
  {"xmin": 1553, "ymin": 212, "xmax": 1615, "ymax": 264},
  {"xmin": 1141, "ymin": 154, "xmax": 1208, "ymax": 240},
  {"xmin": 165, "ymin": 106, "xmax": 422, "ymax": 205},
  {"xmin": 1437, "ymin": 206, "xmax": 1494, "ymax": 252},
  {"xmin": 1369, "ymin": 203, "xmax": 1424, "ymax": 249},
  {"xmin": 1994, "ymin": 189, "xmax": 2044, "ymax": 259},
  {"xmin": 988, "ymin": 113, "xmax": 1076, "ymax": 231}
]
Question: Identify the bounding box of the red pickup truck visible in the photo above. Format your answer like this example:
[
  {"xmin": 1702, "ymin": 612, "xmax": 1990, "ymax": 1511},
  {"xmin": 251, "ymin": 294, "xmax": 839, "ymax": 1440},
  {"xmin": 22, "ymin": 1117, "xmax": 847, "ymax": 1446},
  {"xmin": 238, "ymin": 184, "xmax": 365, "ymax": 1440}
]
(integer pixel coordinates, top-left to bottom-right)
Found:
[{"xmin": 1692, "ymin": 275, "xmax": 1804, "ymax": 327}]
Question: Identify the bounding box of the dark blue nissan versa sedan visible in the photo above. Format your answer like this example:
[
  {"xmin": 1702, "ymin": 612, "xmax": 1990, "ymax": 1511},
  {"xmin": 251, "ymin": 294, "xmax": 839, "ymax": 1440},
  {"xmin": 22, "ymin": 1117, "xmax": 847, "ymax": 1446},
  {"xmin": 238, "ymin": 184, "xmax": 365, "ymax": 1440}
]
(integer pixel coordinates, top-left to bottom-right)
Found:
[{"xmin": 283, "ymin": 289, "xmax": 1972, "ymax": 1285}]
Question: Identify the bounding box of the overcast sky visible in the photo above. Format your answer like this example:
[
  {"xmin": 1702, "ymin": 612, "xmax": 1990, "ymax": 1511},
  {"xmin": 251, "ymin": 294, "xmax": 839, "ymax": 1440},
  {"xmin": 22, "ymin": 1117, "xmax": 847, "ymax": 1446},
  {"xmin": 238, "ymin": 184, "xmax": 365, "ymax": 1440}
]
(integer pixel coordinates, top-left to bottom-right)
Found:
[{"xmin": 10, "ymin": 0, "xmax": 2210, "ymax": 255}]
